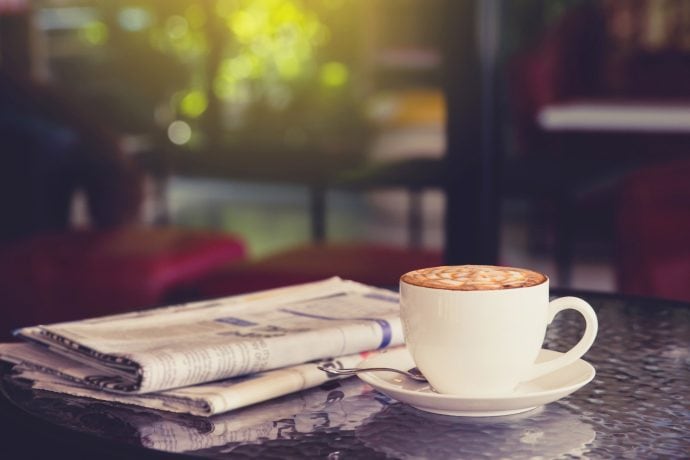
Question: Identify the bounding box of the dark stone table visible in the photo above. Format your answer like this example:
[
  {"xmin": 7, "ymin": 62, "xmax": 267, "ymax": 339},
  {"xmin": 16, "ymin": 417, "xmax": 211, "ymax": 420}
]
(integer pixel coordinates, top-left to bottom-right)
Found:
[{"xmin": 1, "ymin": 290, "xmax": 688, "ymax": 459}]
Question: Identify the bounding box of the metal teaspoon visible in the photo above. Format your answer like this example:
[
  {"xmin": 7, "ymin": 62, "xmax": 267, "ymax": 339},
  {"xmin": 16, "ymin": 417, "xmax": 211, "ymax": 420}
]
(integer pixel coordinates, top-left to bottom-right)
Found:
[{"xmin": 318, "ymin": 365, "xmax": 428, "ymax": 382}]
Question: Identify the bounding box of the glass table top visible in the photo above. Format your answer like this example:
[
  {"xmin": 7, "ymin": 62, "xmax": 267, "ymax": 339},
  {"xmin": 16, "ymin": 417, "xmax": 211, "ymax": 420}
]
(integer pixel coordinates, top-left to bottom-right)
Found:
[{"xmin": 2, "ymin": 290, "xmax": 689, "ymax": 459}]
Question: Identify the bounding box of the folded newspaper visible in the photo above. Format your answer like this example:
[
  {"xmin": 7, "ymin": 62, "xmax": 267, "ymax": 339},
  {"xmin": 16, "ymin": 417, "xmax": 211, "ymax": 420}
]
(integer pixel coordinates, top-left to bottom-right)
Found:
[{"xmin": 0, "ymin": 277, "xmax": 403, "ymax": 416}]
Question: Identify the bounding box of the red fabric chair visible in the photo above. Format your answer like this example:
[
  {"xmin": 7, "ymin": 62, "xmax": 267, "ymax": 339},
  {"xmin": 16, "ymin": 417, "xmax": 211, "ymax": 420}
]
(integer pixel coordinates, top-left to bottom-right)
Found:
[
  {"xmin": 616, "ymin": 159, "xmax": 690, "ymax": 302},
  {"xmin": 0, "ymin": 227, "xmax": 246, "ymax": 337},
  {"xmin": 194, "ymin": 243, "xmax": 442, "ymax": 298}
]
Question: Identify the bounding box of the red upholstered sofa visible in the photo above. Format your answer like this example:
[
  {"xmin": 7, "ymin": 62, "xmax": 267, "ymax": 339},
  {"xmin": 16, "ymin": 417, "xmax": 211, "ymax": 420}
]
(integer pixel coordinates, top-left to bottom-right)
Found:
[
  {"xmin": 193, "ymin": 243, "xmax": 443, "ymax": 298},
  {"xmin": 0, "ymin": 227, "xmax": 246, "ymax": 338},
  {"xmin": 616, "ymin": 159, "xmax": 690, "ymax": 303}
]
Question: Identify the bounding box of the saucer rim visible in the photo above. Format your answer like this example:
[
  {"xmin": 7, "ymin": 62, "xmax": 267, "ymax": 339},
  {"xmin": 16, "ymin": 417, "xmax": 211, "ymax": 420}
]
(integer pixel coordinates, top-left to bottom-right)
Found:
[{"xmin": 357, "ymin": 348, "xmax": 595, "ymax": 402}]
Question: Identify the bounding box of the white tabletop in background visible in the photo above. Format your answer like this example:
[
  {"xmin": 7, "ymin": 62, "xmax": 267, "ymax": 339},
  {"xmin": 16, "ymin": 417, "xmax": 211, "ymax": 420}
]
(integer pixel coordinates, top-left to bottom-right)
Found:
[{"xmin": 538, "ymin": 101, "xmax": 690, "ymax": 133}]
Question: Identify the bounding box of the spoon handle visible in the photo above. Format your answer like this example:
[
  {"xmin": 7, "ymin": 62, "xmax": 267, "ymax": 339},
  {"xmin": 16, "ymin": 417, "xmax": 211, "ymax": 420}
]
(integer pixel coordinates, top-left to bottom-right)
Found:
[{"xmin": 318, "ymin": 365, "xmax": 424, "ymax": 381}]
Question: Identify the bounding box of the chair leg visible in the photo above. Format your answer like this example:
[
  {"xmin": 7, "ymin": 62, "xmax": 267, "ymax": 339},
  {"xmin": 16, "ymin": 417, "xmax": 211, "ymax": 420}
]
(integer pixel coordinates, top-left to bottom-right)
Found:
[
  {"xmin": 555, "ymin": 194, "xmax": 575, "ymax": 287},
  {"xmin": 408, "ymin": 188, "xmax": 423, "ymax": 249},
  {"xmin": 309, "ymin": 185, "xmax": 326, "ymax": 243}
]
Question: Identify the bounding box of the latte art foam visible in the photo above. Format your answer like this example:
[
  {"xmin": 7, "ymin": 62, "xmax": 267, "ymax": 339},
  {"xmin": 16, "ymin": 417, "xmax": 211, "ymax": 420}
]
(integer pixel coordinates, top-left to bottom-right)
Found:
[{"xmin": 401, "ymin": 265, "xmax": 547, "ymax": 291}]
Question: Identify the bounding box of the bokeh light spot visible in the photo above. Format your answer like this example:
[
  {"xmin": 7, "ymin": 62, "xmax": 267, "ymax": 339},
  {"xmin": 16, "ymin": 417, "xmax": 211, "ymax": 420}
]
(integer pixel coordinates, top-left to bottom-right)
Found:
[
  {"xmin": 166, "ymin": 15, "xmax": 189, "ymax": 40},
  {"xmin": 118, "ymin": 7, "xmax": 152, "ymax": 31},
  {"xmin": 228, "ymin": 55, "xmax": 256, "ymax": 79},
  {"xmin": 180, "ymin": 90, "xmax": 208, "ymax": 118},
  {"xmin": 79, "ymin": 21, "xmax": 108, "ymax": 45},
  {"xmin": 320, "ymin": 61, "xmax": 348, "ymax": 87},
  {"xmin": 231, "ymin": 10, "xmax": 261, "ymax": 40},
  {"xmin": 277, "ymin": 54, "xmax": 302, "ymax": 79},
  {"xmin": 168, "ymin": 120, "xmax": 192, "ymax": 145}
]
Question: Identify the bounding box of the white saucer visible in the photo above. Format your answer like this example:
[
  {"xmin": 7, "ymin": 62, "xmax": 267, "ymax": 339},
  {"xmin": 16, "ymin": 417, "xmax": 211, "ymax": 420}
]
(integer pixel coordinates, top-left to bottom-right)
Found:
[{"xmin": 357, "ymin": 347, "xmax": 595, "ymax": 417}]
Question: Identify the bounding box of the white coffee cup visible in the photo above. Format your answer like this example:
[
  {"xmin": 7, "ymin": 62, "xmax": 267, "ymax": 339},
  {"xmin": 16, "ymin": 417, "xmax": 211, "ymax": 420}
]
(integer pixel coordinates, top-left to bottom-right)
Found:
[{"xmin": 400, "ymin": 265, "xmax": 598, "ymax": 396}]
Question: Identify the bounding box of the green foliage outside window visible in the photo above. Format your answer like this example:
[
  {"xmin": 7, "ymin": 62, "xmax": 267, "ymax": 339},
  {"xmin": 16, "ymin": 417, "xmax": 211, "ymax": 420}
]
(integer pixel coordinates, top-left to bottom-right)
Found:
[{"xmin": 51, "ymin": 0, "xmax": 367, "ymax": 163}]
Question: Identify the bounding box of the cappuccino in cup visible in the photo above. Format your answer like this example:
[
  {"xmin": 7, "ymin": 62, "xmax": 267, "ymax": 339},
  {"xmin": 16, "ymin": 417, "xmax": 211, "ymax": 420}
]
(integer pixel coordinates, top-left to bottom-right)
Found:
[
  {"xmin": 401, "ymin": 265, "xmax": 547, "ymax": 291},
  {"xmin": 400, "ymin": 265, "xmax": 597, "ymax": 396}
]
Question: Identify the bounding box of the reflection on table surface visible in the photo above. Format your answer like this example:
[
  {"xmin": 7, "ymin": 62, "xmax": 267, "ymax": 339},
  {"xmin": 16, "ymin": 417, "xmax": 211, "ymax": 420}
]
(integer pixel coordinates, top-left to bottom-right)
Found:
[{"xmin": 2, "ymin": 292, "xmax": 689, "ymax": 459}]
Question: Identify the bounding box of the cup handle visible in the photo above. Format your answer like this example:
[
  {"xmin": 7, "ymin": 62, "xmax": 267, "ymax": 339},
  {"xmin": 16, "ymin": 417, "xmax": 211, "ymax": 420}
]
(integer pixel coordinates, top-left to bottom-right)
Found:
[{"xmin": 524, "ymin": 296, "xmax": 598, "ymax": 381}]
